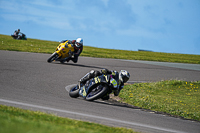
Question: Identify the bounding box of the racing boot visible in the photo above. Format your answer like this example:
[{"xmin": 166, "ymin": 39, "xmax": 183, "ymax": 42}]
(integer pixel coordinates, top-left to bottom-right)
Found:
[
  {"xmin": 79, "ymin": 70, "xmax": 101, "ymax": 84},
  {"xmin": 79, "ymin": 70, "xmax": 98, "ymax": 84},
  {"xmin": 65, "ymin": 57, "xmax": 71, "ymax": 62},
  {"xmin": 79, "ymin": 72, "xmax": 92, "ymax": 84}
]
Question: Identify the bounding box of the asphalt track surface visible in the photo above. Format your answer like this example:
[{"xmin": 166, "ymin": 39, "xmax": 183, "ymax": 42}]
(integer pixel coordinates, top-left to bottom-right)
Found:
[{"xmin": 0, "ymin": 50, "xmax": 200, "ymax": 133}]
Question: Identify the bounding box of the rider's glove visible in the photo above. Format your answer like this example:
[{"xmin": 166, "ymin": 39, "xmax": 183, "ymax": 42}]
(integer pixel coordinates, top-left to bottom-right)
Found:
[
  {"xmin": 101, "ymin": 68, "xmax": 112, "ymax": 75},
  {"xmin": 101, "ymin": 69, "xmax": 108, "ymax": 74},
  {"xmin": 72, "ymin": 40, "xmax": 76, "ymax": 44}
]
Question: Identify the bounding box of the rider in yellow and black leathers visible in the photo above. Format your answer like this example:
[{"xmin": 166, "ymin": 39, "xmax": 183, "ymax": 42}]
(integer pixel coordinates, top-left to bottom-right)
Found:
[
  {"xmin": 79, "ymin": 69, "xmax": 130, "ymax": 99},
  {"xmin": 60, "ymin": 38, "xmax": 83, "ymax": 63}
]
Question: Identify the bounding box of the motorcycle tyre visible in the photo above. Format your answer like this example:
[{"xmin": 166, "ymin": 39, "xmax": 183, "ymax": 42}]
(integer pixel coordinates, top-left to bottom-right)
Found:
[
  {"xmin": 47, "ymin": 52, "xmax": 58, "ymax": 63},
  {"xmin": 69, "ymin": 85, "xmax": 80, "ymax": 98},
  {"xmin": 85, "ymin": 84, "xmax": 108, "ymax": 101}
]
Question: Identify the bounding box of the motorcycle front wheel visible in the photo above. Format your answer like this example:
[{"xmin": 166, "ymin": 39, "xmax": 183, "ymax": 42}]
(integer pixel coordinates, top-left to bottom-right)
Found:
[
  {"xmin": 69, "ymin": 85, "xmax": 80, "ymax": 98},
  {"xmin": 47, "ymin": 52, "xmax": 59, "ymax": 63},
  {"xmin": 85, "ymin": 84, "xmax": 108, "ymax": 101}
]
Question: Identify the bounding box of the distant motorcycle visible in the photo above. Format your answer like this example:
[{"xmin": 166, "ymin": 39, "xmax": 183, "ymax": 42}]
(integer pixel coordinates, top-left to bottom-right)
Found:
[
  {"xmin": 47, "ymin": 40, "xmax": 75, "ymax": 63},
  {"xmin": 11, "ymin": 33, "xmax": 27, "ymax": 40},
  {"xmin": 69, "ymin": 74, "xmax": 118, "ymax": 101}
]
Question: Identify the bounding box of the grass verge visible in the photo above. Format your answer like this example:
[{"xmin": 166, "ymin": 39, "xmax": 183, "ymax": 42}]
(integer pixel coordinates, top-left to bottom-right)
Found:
[
  {"xmin": 1, "ymin": 34, "xmax": 200, "ymax": 64},
  {"xmin": 0, "ymin": 105, "xmax": 136, "ymax": 133},
  {"xmin": 119, "ymin": 80, "xmax": 200, "ymax": 121}
]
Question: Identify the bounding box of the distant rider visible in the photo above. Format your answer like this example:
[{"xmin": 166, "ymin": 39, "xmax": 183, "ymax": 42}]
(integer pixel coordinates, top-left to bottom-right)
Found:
[
  {"xmin": 60, "ymin": 38, "xmax": 83, "ymax": 63},
  {"xmin": 79, "ymin": 69, "xmax": 130, "ymax": 99},
  {"xmin": 13, "ymin": 29, "xmax": 21, "ymax": 39}
]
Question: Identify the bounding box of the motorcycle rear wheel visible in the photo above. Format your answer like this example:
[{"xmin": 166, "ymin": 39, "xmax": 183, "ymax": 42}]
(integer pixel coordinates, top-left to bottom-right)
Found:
[
  {"xmin": 85, "ymin": 84, "xmax": 108, "ymax": 101},
  {"xmin": 47, "ymin": 52, "xmax": 58, "ymax": 63}
]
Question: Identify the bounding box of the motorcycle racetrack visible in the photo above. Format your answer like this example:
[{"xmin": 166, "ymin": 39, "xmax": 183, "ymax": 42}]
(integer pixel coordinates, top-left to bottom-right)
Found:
[{"xmin": 0, "ymin": 50, "xmax": 200, "ymax": 133}]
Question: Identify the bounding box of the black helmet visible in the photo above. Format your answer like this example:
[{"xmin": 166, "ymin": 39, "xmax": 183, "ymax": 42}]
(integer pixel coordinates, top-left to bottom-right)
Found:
[{"xmin": 119, "ymin": 70, "xmax": 130, "ymax": 83}]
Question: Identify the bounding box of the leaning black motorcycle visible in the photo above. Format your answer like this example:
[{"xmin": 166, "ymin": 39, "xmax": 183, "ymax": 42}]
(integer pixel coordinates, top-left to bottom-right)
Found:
[
  {"xmin": 11, "ymin": 33, "xmax": 27, "ymax": 40},
  {"xmin": 69, "ymin": 74, "xmax": 118, "ymax": 101}
]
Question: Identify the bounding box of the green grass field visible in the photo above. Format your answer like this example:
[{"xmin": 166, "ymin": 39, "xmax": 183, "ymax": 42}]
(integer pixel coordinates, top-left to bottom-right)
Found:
[
  {"xmin": 0, "ymin": 105, "xmax": 136, "ymax": 133},
  {"xmin": 0, "ymin": 34, "xmax": 200, "ymax": 132},
  {"xmin": 120, "ymin": 80, "xmax": 200, "ymax": 121}
]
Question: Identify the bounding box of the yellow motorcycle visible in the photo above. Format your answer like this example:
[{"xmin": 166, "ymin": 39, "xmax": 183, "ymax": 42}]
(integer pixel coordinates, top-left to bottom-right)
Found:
[{"xmin": 47, "ymin": 40, "xmax": 74, "ymax": 63}]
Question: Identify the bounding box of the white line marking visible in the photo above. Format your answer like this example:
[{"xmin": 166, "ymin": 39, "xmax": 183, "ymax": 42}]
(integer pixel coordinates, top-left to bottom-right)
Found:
[{"xmin": 0, "ymin": 98, "xmax": 186, "ymax": 133}]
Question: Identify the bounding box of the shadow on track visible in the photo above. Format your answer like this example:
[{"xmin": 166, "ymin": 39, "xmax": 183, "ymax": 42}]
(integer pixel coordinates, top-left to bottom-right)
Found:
[
  {"xmin": 55, "ymin": 62, "xmax": 104, "ymax": 69},
  {"xmin": 92, "ymin": 99, "xmax": 199, "ymax": 122},
  {"xmin": 93, "ymin": 99, "xmax": 142, "ymax": 110}
]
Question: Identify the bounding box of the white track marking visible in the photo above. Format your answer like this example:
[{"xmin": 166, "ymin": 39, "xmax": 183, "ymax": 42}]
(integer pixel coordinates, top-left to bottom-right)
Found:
[{"xmin": 0, "ymin": 98, "xmax": 187, "ymax": 133}]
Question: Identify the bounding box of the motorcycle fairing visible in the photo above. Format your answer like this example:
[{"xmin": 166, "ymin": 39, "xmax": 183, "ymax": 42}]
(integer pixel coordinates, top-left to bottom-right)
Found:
[
  {"xmin": 79, "ymin": 75, "xmax": 110, "ymax": 98},
  {"xmin": 56, "ymin": 40, "xmax": 74, "ymax": 58}
]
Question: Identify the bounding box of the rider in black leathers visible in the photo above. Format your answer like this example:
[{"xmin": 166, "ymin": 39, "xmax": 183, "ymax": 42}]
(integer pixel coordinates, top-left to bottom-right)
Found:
[
  {"xmin": 12, "ymin": 29, "xmax": 21, "ymax": 39},
  {"xmin": 79, "ymin": 69, "xmax": 130, "ymax": 99}
]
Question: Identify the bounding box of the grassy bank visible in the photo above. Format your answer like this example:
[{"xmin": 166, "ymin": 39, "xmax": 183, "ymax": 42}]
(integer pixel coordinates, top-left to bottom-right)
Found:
[
  {"xmin": 1, "ymin": 34, "xmax": 200, "ymax": 64},
  {"xmin": 0, "ymin": 105, "xmax": 136, "ymax": 133},
  {"xmin": 120, "ymin": 80, "xmax": 200, "ymax": 121}
]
